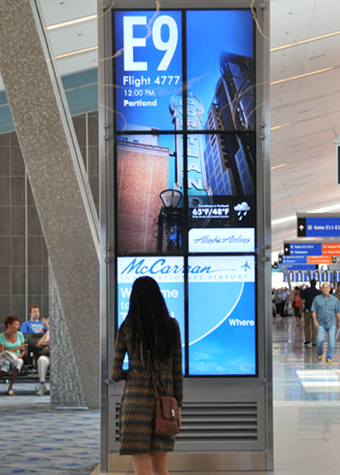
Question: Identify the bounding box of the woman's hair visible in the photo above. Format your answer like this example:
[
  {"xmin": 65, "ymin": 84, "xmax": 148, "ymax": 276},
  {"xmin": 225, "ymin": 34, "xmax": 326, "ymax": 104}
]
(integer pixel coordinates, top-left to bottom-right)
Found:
[
  {"xmin": 4, "ymin": 316, "xmax": 20, "ymax": 328},
  {"xmin": 125, "ymin": 276, "xmax": 178, "ymax": 363}
]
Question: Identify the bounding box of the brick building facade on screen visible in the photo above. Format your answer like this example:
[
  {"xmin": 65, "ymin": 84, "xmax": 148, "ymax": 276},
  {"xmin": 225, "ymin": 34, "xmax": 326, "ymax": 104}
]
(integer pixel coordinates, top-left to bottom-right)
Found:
[{"xmin": 117, "ymin": 139, "xmax": 169, "ymax": 254}]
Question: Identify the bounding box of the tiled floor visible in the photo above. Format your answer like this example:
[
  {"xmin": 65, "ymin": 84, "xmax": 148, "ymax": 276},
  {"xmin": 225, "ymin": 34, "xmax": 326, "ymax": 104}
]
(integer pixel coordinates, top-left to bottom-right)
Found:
[
  {"xmin": 271, "ymin": 315, "xmax": 340, "ymax": 475},
  {"xmin": 0, "ymin": 382, "xmax": 100, "ymax": 474},
  {"xmin": 2, "ymin": 315, "xmax": 340, "ymax": 474}
]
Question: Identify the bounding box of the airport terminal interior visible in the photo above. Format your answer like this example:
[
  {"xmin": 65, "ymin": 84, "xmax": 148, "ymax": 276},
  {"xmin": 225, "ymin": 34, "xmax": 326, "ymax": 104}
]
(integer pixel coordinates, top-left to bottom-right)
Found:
[{"xmin": 2, "ymin": 0, "xmax": 340, "ymax": 474}]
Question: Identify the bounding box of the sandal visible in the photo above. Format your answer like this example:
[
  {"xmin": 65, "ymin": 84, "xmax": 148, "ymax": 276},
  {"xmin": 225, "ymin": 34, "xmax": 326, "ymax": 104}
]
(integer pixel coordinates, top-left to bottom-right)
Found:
[{"xmin": 7, "ymin": 389, "xmax": 15, "ymax": 396}]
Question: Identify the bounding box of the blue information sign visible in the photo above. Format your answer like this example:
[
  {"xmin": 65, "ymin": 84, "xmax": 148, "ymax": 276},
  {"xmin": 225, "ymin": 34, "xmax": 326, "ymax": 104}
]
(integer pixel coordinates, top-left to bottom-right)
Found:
[
  {"xmin": 277, "ymin": 264, "xmax": 316, "ymax": 271},
  {"xmin": 298, "ymin": 216, "xmax": 340, "ymax": 237},
  {"xmin": 282, "ymin": 256, "xmax": 308, "ymax": 264},
  {"xmin": 284, "ymin": 243, "xmax": 322, "ymax": 256}
]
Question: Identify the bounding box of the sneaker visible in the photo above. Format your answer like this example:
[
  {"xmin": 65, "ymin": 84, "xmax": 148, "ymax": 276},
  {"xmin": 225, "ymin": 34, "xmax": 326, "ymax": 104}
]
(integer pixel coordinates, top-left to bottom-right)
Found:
[
  {"xmin": 37, "ymin": 383, "xmax": 46, "ymax": 396},
  {"xmin": 303, "ymin": 341, "xmax": 310, "ymax": 345},
  {"xmin": 326, "ymin": 358, "xmax": 332, "ymax": 365},
  {"xmin": 318, "ymin": 355, "xmax": 322, "ymax": 362}
]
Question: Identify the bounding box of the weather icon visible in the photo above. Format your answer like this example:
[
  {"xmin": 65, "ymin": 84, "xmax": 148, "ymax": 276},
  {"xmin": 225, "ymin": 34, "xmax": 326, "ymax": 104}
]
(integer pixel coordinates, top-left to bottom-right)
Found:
[{"xmin": 234, "ymin": 202, "xmax": 251, "ymax": 221}]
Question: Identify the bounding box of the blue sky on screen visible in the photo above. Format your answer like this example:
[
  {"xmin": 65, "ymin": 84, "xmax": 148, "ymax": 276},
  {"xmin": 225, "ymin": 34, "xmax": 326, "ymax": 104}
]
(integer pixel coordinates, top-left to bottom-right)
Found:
[
  {"xmin": 189, "ymin": 282, "xmax": 256, "ymax": 375},
  {"xmin": 186, "ymin": 10, "xmax": 254, "ymax": 127}
]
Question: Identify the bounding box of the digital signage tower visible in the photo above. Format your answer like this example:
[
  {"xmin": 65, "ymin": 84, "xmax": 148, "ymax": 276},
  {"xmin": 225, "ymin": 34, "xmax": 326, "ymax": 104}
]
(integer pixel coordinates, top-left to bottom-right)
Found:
[{"xmin": 99, "ymin": 0, "xmax": 272, "ymax": 472}]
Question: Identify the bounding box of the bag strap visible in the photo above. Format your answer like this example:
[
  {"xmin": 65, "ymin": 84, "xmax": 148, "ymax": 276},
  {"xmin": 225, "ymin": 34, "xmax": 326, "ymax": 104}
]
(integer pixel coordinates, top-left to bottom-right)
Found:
[{"xmin": 148, "ymin": 353, "xmax": 159, "ymax": 398}]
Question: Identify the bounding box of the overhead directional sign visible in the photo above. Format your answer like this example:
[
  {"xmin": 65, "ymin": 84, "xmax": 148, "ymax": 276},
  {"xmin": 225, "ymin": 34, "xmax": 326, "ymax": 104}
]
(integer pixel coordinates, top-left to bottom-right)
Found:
[
  {"xmin": 322, "ymin": 243, "xmax": 340, "ymax": 255},
  {"xmin": 297, "ymin": 215, "xmax": 340, "ymax": 237},
  {"xmin": 284, "ymin": 242, "xmax": 322, "ymax": 256},
  {"xmin": 281, "ymin": 255, "xmax": 331, "ymax": 265},
  {"xmin": 284, "ymin": 241, "xmax": 340, "ymax": 257},
  {"xmin": 282, "ymin": 255, "xmax": 308, "ymax": 264},
  {"xmin": 277, "ymin": 264, "xmax": 317, "ymax": 270},
  {"xmin": 307, "ymin": 255, "xmax": 333, "ymax": 264}
]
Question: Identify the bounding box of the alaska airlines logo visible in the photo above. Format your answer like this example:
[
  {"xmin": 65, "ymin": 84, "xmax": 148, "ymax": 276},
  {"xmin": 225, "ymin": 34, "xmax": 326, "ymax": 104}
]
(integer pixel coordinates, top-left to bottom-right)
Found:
[
  {"xmin": 193, "ymin": 234, "xmax": 251, "ymax": 245},
  {"xmin": 121, "ymin": 258, "xmax": 234, "ymax": 275}
]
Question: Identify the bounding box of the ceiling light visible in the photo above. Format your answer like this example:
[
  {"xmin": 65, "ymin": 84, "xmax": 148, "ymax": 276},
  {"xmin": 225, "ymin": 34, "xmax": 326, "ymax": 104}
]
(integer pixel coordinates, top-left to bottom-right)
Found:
[
  {"xmin": 271, "ymin": 67, "xmax": 334, "ymax": 86},
  {"xmin": 53, "ymin": 46, "xmax": 98, "ymax": 60},
  {"xmin": 272, "ymin": 216, "xmax": 296, "ymax": 225},
  {"xmin": 271, "ymin": 123, "xmax": 290, "ymax": 130},
  {"xmin": 309, "ymin": 54, "xmax": 326, "ymax": 61},
  {"xmin": 46, "ymin": 14, "xmax": 97, "ymax": 30},
  {"xmin": 307, "ymin": 204, "xmax": 340, "ymax": 213},
  {"xmin": 271, "ymin": 30, "xmax": 340, "ymax": 52}
]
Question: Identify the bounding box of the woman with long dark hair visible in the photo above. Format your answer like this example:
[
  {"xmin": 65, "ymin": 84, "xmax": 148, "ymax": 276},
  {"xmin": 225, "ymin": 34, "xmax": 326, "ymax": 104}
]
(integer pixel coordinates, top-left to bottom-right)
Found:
[{"xmin": 112, "ymin": 276, "xmax": 183, "ymax": 475}]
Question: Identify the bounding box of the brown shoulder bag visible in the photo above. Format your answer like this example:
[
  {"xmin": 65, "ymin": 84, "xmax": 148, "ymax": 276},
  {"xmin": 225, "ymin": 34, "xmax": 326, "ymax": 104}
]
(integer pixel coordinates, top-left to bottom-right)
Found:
[{"xmin": 149, "ymin": 355, "xmax": 180, "ymax": 436}]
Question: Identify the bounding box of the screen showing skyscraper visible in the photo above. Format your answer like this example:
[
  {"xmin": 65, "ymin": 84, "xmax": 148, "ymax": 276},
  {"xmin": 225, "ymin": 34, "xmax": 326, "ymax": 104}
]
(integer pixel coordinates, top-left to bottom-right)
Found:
[{"xmin": 113, "ymin": 8, "xmax": 257, "ymax": 376}]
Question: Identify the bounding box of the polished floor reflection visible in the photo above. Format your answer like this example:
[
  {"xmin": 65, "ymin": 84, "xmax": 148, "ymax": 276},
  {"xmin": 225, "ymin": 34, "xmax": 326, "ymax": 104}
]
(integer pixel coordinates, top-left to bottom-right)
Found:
[
  {"xmin": 271, "ymin": 314, "xmax": 340, "ymax": 475},
  {"xmin": 273, "ymin": 314, "xmax": 340, "ymax": 402}
]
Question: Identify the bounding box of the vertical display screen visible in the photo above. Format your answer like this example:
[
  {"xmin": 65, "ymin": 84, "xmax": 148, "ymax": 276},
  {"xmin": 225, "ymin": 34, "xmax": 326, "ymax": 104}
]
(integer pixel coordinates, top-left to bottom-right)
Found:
[
  {"xmin": 117, "ymin": 256, "xmax": 185, "ymax": 370},
  {"xmin": 188, "ymin": 256, "xmax": 256, "ymax": 375},
  {"xmin": 113, "ymin": 8, "xmax": 257, "ymax": 377}
]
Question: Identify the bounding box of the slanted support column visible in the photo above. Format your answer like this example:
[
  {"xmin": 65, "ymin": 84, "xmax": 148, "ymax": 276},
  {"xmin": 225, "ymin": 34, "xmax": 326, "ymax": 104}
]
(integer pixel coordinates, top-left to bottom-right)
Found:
[{"xmin": 0, "ymin": 0, "xmax": 100, "ymax": 407}]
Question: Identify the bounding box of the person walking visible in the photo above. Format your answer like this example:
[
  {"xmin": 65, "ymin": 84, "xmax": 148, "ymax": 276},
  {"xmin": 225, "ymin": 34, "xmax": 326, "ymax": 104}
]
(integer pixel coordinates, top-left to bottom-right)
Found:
[
  {"xmin": 291, "ymin": 287, "xmax": 302, "ymax": 327},
  {"xmin": 300, "ymin": 279, "xmax": 321, "ymax": 346},
  {"xmin": 112, "ymin": 276, "xmax": 183, "ymax": 475},
  {"xmin": 311, "ymin": 282, "xmax": 340, "ymax": 364}
]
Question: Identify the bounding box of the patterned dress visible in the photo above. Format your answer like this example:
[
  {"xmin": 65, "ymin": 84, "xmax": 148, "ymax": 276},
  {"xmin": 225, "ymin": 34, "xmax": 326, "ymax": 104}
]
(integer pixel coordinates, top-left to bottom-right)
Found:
[{"xmin": 112, "ymin": 318, "xmax": 183, "ymax": 455}]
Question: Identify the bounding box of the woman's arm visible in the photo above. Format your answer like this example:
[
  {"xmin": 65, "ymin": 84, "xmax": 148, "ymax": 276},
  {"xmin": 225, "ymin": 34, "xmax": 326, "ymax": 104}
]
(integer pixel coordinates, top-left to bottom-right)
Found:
[
  {"xmin": 17, "ymin": 333, "xmax": 28, "ymax": 357},
  {"xmin": 112, "ymin": 325, "xmax": 128, "ymax": 382},
  {"xmin": 3, "ymin": 343, "xmax": 27, "ymax": 354},
  {"xmin": 37, "ymin": 332, "xmax": 48, "ymax": 348},
  {"xmin": 19, "ymin": 346, "xmax": 26, "ymax": 358},
  {"xmin": 0, "ymin": 343, "xmax": 4, "ymax": 353}
]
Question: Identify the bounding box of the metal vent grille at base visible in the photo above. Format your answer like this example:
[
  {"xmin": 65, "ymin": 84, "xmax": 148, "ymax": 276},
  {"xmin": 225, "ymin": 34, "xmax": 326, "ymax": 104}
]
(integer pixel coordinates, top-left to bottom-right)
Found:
[{"xmin": 115, "ymin": 402, "xmax": 258, "ymax": 444}]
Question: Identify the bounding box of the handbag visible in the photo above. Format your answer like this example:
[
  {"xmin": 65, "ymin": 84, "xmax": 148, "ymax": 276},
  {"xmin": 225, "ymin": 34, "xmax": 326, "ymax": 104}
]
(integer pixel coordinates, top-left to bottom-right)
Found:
[
  {"xmin": 148, "ymin": 355, "xmax": 180, "ymax": 436},
  {"xmin": 39, "ymin": 344, "xmax": 50, "ymax": 356}
]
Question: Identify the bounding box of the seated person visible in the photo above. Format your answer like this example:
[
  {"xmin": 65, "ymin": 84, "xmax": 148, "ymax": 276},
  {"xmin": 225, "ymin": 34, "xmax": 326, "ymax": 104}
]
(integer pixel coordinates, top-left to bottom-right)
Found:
[
  {"xmin": 0, "ymin": 316, "xmax": 27, "ymax": 396},
  {"xmin": 20, "ymin": 305, "xmax": 47, "ymax": 334},
  {"xmin": 36, "ymin": 330, "xmax": 50, "ymax": 396}
]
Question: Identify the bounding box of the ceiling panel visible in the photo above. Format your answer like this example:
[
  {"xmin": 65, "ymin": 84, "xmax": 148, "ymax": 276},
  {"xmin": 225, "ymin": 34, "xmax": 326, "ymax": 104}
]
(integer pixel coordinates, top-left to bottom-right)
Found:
[
  {"xmin": 48, "ymin": 20, "xmax": 98, "ymax": 56},
  {"xmin": 40, "ymin": 0, "xmax": 96, "ymax": 26}
]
